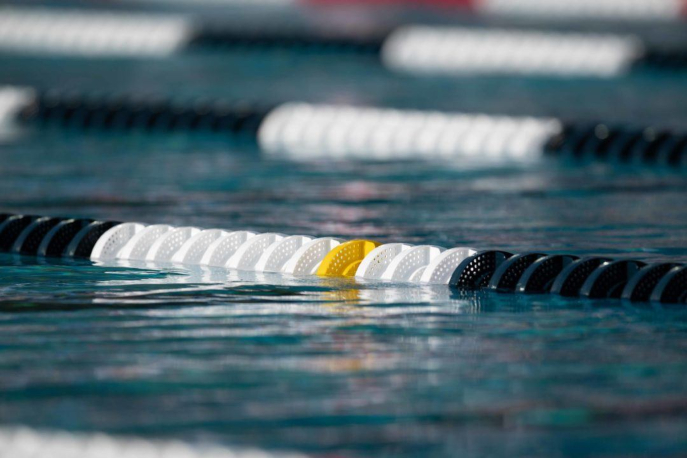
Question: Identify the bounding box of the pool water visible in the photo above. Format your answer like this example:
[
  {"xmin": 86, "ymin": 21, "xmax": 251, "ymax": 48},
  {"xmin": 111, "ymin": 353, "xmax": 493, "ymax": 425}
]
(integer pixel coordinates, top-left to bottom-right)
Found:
[{"xmin": 1, "ymin": 8, "xmax": 687, "ymax": 457}]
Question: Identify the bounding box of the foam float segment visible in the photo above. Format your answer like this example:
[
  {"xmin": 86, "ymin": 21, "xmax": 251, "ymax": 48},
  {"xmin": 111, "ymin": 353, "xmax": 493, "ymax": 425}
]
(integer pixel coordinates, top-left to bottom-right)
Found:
[
  {"xmin": 650, "ymin": 265, "xmax": 687, "ymax": 304},
  {"xmin": 119, "ymin": 225, "xmax": 173, "ymax": 261},
  {"xmin": 550, "ymin": 257, "xmax": 612, "ymax": 297},
  {"xmin": 317, "ymin": 240, "xmax": 381, "ymax": 278},
  {"xmin": 621, "ymin": 263, "xmax": 681, "ymax": 302},
  {"xmin": 381, "ymin": 27, "xmax": 644, "ymax": 78},
  {"xmin": 576, "ymin": 125, "xmax": 624, "ymax": 160},
  {"xmin": 71, "ymin": 221, "xmax": 122, "ymax": 258},
  {"xmin": 606, "ymin": 130, "xmax": 654, "ymax": 163},
  {"xmin": 449, "ymin": 250, "xmax": 513, "ymax": 289},
  {"xmin": 38, "ymin": 218, "xmax": 95, "ymax": 257},
  {"xmin": 418, "ymin": 247, "xmax": 477, "ymax": 284},
  {"xmin": 487, "ymin": 252, "xmax": 547, "ymax": 292},
  {"xmin": 147, "ymin": 227, "xmax": 201, "ymax": 263},
  {"xmin": 0, "ymin": 9, "xmax": 193, "ymax": 57},
  {"xmin": 200, "ymin": 231, "xmax": 256, "ymax": 267},
  {"xmin": 655, "ymin": 134, "xmax": 687, "ymax": 167},
  {"xmin": 516, "ymin": 254, "xmax": 580, "ymax": 294},
  {"xmin": 355, "ymin": 243, "xmax": 413, "ymax": 280},
  {"xmin": 0, "ymin": 215, "xmax": 38, "ymax": 251},
  {"xmin": 254, "ymin": 235, "xmax": 313, "ymax": 273},
  {"xmin": 580, "ymin": 259, "xmax": 647, "ymax": 299},
  {"xmin": 13, "ymin": 216, "xmax": 62, "ymax": 255},
  {"xmin": 258, "ymin": 103, "xmax": 562, "ymax": 161},
  {"xmin": 380, "ymin": 245, "xmax": 444, "ymax": 282},
  {"xmin": 475, "ymin": 0, "xmax": 687, "ymax": 21},
  {"xmin": 226, "ymin": 233, "xmax": 284, "ymax": 271},
  {"xmin": 89, "ymin": 223, "xmax": 146, "ymax": 260},
  {"xmin": 543, "ymin": 123, "xmax": 598, "ymax": 160},
  {"xmin": 282, "ymin": 237, "xmax": 342, "ymax": 275},
  {"xmin": 17, "ymin": 90, "xmax": 273, "ymax": 138},
  {"xmin": 544, "ymin": 123, "xmax": 687, "ymax": 166},
  {"xmin": 628, "ymin": 130, "xmax": 674, "ymax": 164},
  {"xmin": 171, "ymin": 229, "xmax": 231, "ymax": 265}
]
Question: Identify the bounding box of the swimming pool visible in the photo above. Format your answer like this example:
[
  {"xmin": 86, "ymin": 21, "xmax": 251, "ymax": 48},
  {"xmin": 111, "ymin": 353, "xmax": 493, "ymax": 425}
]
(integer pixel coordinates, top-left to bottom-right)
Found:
[{"xmin": 1, "ymin": 6, "xmax": 687, "ymax": 457}]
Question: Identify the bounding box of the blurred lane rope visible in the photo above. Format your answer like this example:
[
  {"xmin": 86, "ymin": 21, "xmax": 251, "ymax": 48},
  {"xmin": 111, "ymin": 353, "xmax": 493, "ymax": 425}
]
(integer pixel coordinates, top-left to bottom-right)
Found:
[
  {"xmin": 124, "ymin": 0, "xmax": 687, "ymax": 22},
  {"xmin": 2, "ymin": 87, "xmax": 686, "ymax": 167},
  {"xmin": 0, "ymin": 426, "xmax": 306, "ymax": 458},
  {"xmin": 1, "ymin": 8, "xmax": 687, "ymax": 76}
]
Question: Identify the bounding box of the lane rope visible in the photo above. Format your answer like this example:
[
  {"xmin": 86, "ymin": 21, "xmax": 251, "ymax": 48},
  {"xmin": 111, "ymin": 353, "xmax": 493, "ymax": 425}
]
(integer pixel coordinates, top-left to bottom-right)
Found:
[
  {"xmin": 0, "ymin": 8, "xmax": 685, "ymax": 76},
  {"xmin": 37, "ymin": 0, "xmax": 684, "ymax": 23},
  {"xmin": 475, "ymin": 0, "xmax": 686, "ymax": 21},
  {"xmin": 0, "ymin": 426, "xmax": 305, "ymax": 458},
  {"xmin": 2, "ymin": 212, "xmax": 683, "ymax": 303},
  {"xmin": 381, "ymin": 27, "xmax": 644, "ymax": 77},
  {"xmin": 4, "ymin": 88, "xmax": 685, "ymax": 166},
  {"xmin": 306, "ymin": 0, "xmax": 687, "ymax": 21}
]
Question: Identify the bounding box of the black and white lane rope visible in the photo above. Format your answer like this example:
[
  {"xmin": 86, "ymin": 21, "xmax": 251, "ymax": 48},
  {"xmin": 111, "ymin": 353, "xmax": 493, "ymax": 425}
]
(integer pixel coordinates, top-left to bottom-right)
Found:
[
  {"xmin": 1, "ymin": 212, "xmax": 685, "ymax": 304},
  {"xmin": 19, "ymin": 0, "xmax": 684, "ymax": 22},
  {"xmin": 307, "ymin": 0, "xmax": 687, "ymax": 22},
  {"xmin": 1, "ymin": 8, "xmax": 687, "ymax": 77},
  {"xmin": 0, "ymin": 426, "xmax": 305, "ymax": 458},
  {"xmin": 470, "ymin": 0, "xmax": 687, "ymax": 21},
  {"xmin": 2, "ymin": 87, "xmax": 686, "ymax": 167}
]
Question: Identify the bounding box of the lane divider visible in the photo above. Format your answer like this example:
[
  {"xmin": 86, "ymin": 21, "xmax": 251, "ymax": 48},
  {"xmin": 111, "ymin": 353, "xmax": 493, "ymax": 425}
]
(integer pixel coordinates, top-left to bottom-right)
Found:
[
  {"xmin": 0, "ymin": 426, "xmax": 306, "ymax": 458},
  {"xmin": 0, "ymin": 9, "xmax": 193, "ymax": 57},
  {"xmin": 472, "ymin": 0, "xmax": 687, "ymax": 21},
  {"xmin": 381, "ymin": 27, "xmax": 644, "ymax": 77},
  {"xmin": 308, "ymin": 0, "xmax": 687, "ymax": 21},
  {"xmin": 0, "ymin": 212, "xmax": 685, "ymax": 304},
  {"xmin": 2, "ymin": 88, "xmax": 686, "ymax": 167},
  {"xmin": 0, "ymin": 87, "xmax": 35, "ymax": 140},
  {"xmin": 1, "ymin": 8, "xmax": 686, "ymax": 76},
  {"xmin": 105, "ymin": 0, "xmax": 687, "ymax": 22},
  {"xmin": 257, "ymin": 104, "xmax": 563, "ymax": 161}
]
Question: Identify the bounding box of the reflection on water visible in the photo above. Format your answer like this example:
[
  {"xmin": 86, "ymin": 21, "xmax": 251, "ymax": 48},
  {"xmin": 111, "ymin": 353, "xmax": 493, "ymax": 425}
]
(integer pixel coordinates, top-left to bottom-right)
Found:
[
  {"xmin": 1, "ymin": 32, "xmax": 687, "ymax": 455},
  {"xmin": 0, "ymin": 133, "xmax": 686, "ymax": 456},
  {"xmin": 1, "ymin": 253, "xmax": 687, "ymax": 457}
]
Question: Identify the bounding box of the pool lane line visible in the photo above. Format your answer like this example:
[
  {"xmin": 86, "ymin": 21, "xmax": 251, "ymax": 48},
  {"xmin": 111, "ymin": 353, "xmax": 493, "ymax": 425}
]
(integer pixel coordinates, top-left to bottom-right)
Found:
[
  {"xmin": 1, "ymin": 8, "xmax": 687, "ymax": 77},
  {"xmin": 0, "ymin": 212, "xmax": 685, "ymax": 304},
  {"xmin": 2, "ymin": 88, "xmax": 686, "ymax": 167},
  {"xmin": 0, "ymin": 426, "xmax": 306, "ymax": 458},
  {"xmin": 305, "ymin": 0, "xmax": 687, "ymax": 22},
  {"xmin": 105, "ymin": 0, "xmax": 687, "ymax": 22}
]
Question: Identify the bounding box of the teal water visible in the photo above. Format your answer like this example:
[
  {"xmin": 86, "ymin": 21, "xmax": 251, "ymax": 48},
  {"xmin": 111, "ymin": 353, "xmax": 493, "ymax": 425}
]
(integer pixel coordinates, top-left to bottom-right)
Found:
[
  {"xmin": 1, "ymin": 133, "xmax": 686, "ymax": 457},
  {"xmin": 1, "ymin": 9, "xmax": 687, "ymax": 456}
]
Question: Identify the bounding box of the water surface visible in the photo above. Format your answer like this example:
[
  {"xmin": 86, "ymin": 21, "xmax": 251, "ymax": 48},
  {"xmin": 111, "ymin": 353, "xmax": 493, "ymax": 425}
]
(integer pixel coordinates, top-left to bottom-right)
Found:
[{"xmin": 1, "ymin": 14, "xmax": 687, "ymax": 456}]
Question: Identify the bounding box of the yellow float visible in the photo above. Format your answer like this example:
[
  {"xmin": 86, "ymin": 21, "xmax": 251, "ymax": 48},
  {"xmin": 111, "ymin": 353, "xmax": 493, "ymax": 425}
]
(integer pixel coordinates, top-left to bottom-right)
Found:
[{"xmin": 316, "ymin": 239, "xmax": 381, "ymax": 277}]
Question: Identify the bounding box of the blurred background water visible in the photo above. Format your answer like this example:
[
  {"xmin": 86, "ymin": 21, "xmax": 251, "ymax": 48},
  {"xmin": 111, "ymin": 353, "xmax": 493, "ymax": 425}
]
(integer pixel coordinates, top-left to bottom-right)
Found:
[{"xmin": 1, "ymin": 2, "xmax": 687, "ymax": 457}]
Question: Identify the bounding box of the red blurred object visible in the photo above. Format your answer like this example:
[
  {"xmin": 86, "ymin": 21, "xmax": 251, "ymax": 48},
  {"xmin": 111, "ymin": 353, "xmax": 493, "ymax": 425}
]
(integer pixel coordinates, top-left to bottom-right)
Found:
[{"xmin": 304, "ymin": 0, "xmax": 475, "ymax": 8}]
